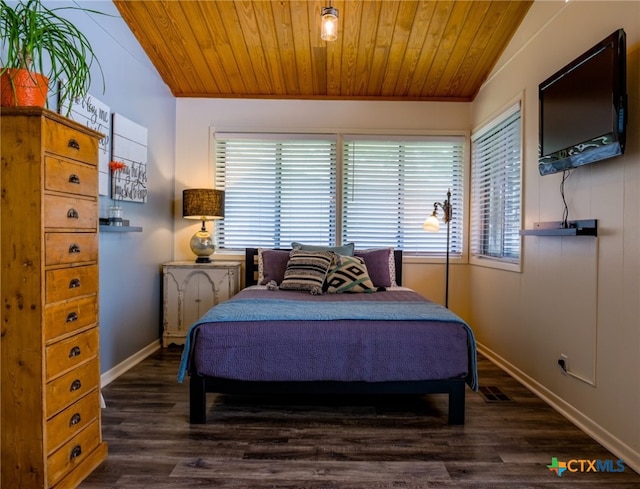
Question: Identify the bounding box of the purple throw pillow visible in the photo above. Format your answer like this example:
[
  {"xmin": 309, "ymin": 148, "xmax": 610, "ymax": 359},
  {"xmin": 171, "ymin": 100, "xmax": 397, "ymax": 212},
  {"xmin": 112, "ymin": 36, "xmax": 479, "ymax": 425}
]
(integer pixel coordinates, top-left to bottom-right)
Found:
[
  {"xmin": 354, "ymin": 248, "xmax": 395, "ymax": 288},
  {"xmin": 259, "ymin": 249, "xmax": 291, "ymax": 285}
]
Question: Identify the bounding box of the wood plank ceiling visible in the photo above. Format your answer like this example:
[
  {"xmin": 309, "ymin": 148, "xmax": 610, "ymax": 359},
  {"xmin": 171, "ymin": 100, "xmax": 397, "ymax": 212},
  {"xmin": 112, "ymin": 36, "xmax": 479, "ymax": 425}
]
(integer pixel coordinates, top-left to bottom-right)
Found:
[{"xmin": 114, "ymin": 1, "xmax": 533, "ymax": 102}]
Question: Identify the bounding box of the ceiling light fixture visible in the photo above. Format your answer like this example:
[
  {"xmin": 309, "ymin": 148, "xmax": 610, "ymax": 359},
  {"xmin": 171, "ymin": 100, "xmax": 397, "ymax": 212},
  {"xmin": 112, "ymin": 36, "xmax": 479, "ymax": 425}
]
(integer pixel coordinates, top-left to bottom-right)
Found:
[{"xmin": 321, "ymin": 3, "xmax": 339, "ymax": 41}]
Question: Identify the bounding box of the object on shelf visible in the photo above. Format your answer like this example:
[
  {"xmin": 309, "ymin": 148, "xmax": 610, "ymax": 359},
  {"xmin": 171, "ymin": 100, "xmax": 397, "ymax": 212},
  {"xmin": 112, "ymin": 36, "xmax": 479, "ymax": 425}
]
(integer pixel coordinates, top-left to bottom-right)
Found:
[
  {"xmin": 107, "ymin": 204, "xmax": 123, "ymax": 226},
  {"xmin": 100, "ymin": 217, "xmax": 131, "ymax": 227}
]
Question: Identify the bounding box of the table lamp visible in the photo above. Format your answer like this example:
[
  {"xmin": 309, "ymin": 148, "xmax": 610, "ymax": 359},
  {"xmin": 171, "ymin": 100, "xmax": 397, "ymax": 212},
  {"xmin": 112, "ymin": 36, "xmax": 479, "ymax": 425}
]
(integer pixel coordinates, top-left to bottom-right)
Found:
[{"xmin": 182, "ymin": 188, "xmax": 225, "ymax": 263}]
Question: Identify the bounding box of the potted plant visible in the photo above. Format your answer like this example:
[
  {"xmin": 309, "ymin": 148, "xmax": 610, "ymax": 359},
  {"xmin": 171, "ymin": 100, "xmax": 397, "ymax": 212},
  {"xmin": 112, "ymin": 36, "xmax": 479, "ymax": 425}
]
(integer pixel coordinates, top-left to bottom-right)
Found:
[{"xmin": 0, "ymin": 0, "xmax": 104, "ymax": 112}]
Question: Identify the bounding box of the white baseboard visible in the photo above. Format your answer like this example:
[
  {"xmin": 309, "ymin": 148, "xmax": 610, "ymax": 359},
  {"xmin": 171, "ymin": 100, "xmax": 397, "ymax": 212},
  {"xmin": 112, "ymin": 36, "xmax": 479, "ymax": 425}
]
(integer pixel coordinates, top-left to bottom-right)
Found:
[
  {"xmin": 477, "ymin": 342, "xmax": 640, "ymax": 475},
  {"xmin": 100, "ymin": 339, "xmax": 161, "ymax": 388}
]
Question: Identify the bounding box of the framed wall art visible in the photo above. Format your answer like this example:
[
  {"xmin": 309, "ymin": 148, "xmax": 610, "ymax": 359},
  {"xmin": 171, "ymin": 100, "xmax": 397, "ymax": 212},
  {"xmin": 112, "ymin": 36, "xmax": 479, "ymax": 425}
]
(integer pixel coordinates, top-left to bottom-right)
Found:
[{"xmin": 111, "ymin": 113, "xmax": 148, "ymax": 203}]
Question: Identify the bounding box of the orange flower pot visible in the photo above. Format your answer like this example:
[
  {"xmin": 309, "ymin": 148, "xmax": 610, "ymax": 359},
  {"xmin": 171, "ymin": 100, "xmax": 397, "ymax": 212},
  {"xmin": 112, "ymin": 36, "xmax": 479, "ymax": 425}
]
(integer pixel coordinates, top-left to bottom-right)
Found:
[{"xmin": 0, "ymin": 69, "xmax": 49, "ymax": 108}]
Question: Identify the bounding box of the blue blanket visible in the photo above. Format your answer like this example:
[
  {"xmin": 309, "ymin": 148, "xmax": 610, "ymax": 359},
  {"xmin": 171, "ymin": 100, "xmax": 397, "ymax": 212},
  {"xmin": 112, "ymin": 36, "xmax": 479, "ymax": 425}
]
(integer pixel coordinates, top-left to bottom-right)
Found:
[
  {"xmin": 178, "ymin": 297, "xmax": 478, "ymax": 390},
  {"xmin": 193, "ymin": 298, "xmax": 466, "ymax": 323}
]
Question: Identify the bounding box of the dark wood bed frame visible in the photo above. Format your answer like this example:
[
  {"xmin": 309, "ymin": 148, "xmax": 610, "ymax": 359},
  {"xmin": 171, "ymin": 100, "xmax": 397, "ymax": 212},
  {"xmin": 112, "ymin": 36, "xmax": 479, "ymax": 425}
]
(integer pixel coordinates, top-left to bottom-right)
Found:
[{"xmin": 189, "ymin": 248, "xmax": 467, "ymax": 425}]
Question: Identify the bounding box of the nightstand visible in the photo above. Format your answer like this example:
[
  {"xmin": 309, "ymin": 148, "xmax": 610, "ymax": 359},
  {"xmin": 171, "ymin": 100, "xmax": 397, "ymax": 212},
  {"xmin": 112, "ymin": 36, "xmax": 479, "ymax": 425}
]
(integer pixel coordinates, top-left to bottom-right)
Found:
[{"xmin": 162, "ymin": 261, "xmax": 241, "ymax": 347}]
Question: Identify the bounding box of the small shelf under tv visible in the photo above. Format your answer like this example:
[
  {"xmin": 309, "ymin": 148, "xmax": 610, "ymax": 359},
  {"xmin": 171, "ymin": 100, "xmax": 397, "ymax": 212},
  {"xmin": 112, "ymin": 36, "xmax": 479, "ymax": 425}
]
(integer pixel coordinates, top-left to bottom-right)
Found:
[{"xmin": 520, "ymin": 219, "xmax": 597, "ymax": 237}]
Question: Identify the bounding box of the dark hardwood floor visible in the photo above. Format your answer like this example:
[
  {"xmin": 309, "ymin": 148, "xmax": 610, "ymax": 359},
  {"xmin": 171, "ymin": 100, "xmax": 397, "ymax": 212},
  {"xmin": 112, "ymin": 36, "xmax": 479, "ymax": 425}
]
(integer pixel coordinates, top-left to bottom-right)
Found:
[{"xmin": 80, "ymin": 348, "xmax": 640, "ymax": 488}]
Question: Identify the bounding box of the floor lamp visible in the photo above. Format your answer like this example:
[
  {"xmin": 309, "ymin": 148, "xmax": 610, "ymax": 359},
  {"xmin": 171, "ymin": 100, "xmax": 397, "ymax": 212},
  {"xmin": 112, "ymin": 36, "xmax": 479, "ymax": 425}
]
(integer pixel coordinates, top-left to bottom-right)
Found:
[{"xmin": 423, "ymin": 189, "xmax": 452, "ymax": 308}]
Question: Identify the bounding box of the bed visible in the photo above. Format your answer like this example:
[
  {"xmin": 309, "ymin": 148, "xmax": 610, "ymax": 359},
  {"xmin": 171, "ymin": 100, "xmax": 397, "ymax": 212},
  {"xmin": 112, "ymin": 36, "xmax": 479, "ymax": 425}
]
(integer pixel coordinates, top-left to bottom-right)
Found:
[{"xmin": 179, "ymin": 247, "xmax": 477, "ymax": 425}]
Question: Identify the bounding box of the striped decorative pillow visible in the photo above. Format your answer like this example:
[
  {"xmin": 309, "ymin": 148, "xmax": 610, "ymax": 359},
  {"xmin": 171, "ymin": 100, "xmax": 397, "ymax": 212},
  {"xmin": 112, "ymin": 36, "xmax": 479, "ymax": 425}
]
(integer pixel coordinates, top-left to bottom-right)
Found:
[
  {"xmin": 279, "ymin": 250, "xmax": 334, "ymax": 294},
  {"xmin": 325, "ymin": 255, "xmax": 377, "ymax": 293}
]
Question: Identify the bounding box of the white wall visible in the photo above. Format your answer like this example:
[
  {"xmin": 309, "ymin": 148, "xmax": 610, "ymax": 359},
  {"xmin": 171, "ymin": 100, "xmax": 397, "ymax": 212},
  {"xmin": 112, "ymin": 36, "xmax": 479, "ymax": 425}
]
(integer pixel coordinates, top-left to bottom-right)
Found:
[
  {"xmin": 175, "ymin": 98, "xmax": 472, "ymax": 314},
  {"xmin": 471, "ymin": 0, "xmax": 640, "ymax": 472},
  {"xmin": 65, "ymin": 2, "xmax": 177, "ymax": 371}
]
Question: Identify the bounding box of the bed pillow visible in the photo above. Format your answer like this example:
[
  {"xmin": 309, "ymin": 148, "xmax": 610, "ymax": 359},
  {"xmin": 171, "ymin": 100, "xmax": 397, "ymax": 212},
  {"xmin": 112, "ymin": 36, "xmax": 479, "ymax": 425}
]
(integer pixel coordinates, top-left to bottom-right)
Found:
[
  {"xmin": 258, "ymin": 248, "xmax": 291, "ymax": 285},
  {"xmin": 325, "ymin": 255, "xmax": 377, "ymax": 293},
  {"xmin": 291, "ymin": 241, "xmax": 355, "ymax": 256},
  {"xmin": 279, "ymin": 250, "xmax": 335, "ymax": 294},
  {"xmin": 354, "ymin": 248, "xmax": 397, "ymax": 287}
]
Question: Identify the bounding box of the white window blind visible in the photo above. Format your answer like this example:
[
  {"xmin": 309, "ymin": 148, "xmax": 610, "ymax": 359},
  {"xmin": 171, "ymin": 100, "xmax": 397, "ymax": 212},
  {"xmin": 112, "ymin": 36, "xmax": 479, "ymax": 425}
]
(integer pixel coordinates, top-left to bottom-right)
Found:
[
  {"xmin": 214, "ymin": 134, "xmax": 337, "ymax": 249},
  {"xmin": 470, "ymin": 103, "xmax": 522, "ymax": 262},
  {"xmin": 342, "ymin": 136, "xmax": 464, "ymax": 255}
]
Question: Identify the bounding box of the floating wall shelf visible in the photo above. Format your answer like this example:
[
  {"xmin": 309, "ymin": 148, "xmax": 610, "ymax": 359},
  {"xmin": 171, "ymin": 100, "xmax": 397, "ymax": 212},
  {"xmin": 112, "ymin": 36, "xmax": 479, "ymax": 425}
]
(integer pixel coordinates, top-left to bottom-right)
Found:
[
  {"xmin": 520, "ymin": 219, "xmax": 597, "ymax": 237},
  {"xmin": 99, "ymin": 225, "xmax": 143, "ymax": 233}
]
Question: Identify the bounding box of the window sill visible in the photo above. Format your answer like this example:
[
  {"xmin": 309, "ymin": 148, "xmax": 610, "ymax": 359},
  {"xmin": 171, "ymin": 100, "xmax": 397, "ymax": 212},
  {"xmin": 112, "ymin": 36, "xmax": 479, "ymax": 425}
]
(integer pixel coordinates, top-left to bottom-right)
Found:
[{"xmin": 469, "ymin": 255, "xmax": 521, "ymax": 273}]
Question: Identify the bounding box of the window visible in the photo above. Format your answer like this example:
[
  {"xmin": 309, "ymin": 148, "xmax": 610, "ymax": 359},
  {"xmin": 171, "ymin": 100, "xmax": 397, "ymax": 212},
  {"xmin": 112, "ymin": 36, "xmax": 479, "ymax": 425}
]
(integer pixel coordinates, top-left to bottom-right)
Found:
[
  {"xmin": 342, "ymin": 136, "xmax": 464, "ymax": 255},
  {"xmin": 214, "ymin": 132, "xmax": 464, "ymax": 256},
  {"xmin": 214, "ymin": 134, "xmax": 337, "ymax": 249},
  {"xmin": 470, "ymin": 103, "xmax": 522, "ymax": 265}
]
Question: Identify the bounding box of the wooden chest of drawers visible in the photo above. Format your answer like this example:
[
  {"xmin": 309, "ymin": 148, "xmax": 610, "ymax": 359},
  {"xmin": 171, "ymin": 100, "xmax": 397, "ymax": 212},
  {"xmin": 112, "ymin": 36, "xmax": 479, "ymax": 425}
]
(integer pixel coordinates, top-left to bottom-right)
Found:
[{"xmin": 1, "ymin": 108, "xmax": 107, "ymax": 488}]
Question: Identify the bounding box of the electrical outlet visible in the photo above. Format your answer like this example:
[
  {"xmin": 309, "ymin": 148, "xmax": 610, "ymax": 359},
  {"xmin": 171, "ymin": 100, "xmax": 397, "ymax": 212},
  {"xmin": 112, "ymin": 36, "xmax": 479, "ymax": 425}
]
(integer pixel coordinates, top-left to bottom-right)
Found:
[{"xmin": 558, "ymin": 354, "xmax": 568, "ymax": 375}]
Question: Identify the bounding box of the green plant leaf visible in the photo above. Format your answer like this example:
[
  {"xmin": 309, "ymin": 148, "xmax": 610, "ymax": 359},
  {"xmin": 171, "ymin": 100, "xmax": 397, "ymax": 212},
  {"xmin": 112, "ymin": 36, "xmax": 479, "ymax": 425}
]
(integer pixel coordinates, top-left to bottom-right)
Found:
[{"xmin": 0, "ymin": 0, "xmax": 107, "ymax": 111}]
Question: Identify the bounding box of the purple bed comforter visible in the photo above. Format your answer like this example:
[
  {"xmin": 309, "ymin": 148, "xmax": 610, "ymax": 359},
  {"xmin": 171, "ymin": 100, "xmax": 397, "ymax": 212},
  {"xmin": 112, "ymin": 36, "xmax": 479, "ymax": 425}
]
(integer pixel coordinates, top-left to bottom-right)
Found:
[{"xmin": 182, "ymin": 287, "xmax": 476, "ymax": 388}]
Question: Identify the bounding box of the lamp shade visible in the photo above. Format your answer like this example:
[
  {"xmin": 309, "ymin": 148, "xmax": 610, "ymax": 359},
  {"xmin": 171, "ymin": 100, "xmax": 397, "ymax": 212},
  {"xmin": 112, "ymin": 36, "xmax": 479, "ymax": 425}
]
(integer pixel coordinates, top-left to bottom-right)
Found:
[
  {"xmin": 423, "ymin": 214, "xmax": 440, "ymax": 232},
  {"xmin": 183, "ymin": 188, "xmax": 225, "ymax": 220}
]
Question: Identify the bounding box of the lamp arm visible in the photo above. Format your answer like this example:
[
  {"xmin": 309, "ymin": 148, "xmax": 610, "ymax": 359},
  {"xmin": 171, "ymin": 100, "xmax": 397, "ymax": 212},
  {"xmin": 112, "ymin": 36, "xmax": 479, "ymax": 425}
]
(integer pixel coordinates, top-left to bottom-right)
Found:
[
  {"xmin": 432, "ymin": 200, "xmax": 452, "ymax": 223},
  {"xmin": 441, "ymin": 189, "xmax": 453, "ymax": 223}
]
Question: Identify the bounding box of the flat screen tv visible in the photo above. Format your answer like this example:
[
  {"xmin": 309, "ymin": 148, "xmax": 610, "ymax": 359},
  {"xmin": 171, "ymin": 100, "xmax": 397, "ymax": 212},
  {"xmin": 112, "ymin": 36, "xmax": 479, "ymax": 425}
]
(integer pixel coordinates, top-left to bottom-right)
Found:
[{"xmin": 538, "ymin": 29, "xmax": 627, "ymax": 176}]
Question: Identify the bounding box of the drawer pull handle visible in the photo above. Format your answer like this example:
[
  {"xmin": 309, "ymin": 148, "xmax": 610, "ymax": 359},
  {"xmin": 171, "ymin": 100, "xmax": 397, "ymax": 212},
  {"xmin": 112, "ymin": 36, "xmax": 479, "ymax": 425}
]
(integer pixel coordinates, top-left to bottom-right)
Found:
[
  {"xmin": 69, "ymin": 278, "xmax": 81, "ymax": 289},
  {"xmin": 70, "ymin": 445, "xmax": 82, "ymax": 460},
  {"xmin": 69, "ymin": 413, "xmax": 82, "ymax": 426},
  {"xmin": 69, "ymin": 243, "xmax": 81, "ymax": 254},
  {"xmin": 69, "ymin": 346, "xmax": 81, "ymax": 358},
  {"xmin": 66, "ymin": 312, "xmax": 78, "ymax": 323},
  {"xmin": 70, "ymin": 379, "xmax": 82, "ymax": 392},
  {"xmin": 67, "ymin": 208, "xmax": 79, "ymax": 219},
  {"xmin": 68, "ymin": 139, "xmax": 80, "ymax": 151},
  {"xmin": 69, "ymin": 174, "xmax": 81, "ymax": 184}
]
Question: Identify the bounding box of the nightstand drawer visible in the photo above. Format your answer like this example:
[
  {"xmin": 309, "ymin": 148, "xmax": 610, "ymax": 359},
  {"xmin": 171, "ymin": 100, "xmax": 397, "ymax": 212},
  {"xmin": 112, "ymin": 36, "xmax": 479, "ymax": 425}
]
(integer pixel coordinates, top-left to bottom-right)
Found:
[
  {"xmin": 45, "ymin": 156, "xmax": 97, "ymax": 197},
  {"xmin": 47, "ymin": 420, "xmax": 100, "ymax": 488},
  {"xmin": 44, "ymin": 118, "xmax": 99, "ymax": 164},
  {"xmin": 46, "ymin": 390, "xmax": 100, "ymax": 456},
  {"xmin": 44, "ymin": 296, "xmax": 98, "ymax": 341},
  {"xmin": 44, "ymin": 194, "xmax": 97, "ymax": 230},
  {"xmin": 45, "ymin": 233, "xmax": 97, "ymax": 266},
  {"xmin": 46, "ymin": 359, "xmax": 99, "ymax": 419},
  {"xmin": 46, "ymin": 265, "xmax": 98, "ymax": 304},
  {"xmin": 46, "ymin": 328, "xmax": 99, "ymax": 381}
]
